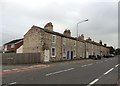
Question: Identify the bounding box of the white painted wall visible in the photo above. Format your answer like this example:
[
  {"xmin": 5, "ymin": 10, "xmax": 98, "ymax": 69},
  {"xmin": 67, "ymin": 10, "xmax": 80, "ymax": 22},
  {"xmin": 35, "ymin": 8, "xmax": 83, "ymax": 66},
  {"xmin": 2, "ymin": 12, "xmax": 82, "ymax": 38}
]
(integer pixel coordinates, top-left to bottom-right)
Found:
[{"xmin": 16, "ymin": 45, "xmax": 23, "ymax": 53}]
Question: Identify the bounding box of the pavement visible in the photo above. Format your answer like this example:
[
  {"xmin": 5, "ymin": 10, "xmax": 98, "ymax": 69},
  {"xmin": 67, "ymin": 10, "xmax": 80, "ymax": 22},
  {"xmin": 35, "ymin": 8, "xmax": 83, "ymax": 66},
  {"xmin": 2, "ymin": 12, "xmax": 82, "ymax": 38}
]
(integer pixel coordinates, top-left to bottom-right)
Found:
[
  {"xmin": 2, "ymin": 64, "xmax": 49, "ymax": 70},
  {"xmin": 1, "ymin": 56, "xmax": 119, "ymax": 86}
]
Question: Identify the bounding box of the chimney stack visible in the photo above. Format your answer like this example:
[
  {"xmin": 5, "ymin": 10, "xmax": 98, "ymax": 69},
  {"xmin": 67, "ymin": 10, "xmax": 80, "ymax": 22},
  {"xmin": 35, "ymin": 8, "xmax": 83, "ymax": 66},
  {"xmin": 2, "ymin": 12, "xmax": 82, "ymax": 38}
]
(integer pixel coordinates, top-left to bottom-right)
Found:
[
  {"xmin": 86, "ymin": 37, "xmax": 92, "ymax": 41},
  {"xmin": 44, "ymin": 22, "xmax": 53, "ymax": 31},
  {"xmin": 80, "ymin": 34, "xmax": 84, "ymax": 40},
  {"xmin": 78, "ymin": 34, "xmax": 84, "ymax": 40},
  {"xmin": 104, "ymin": 44, "xmax": 107, "ymax": 47},
  {"xmin": 99, "ymin": 40, "xmax": 102, "ymax": 45},
  {"xmin": 63, "ymin": 29, "xmax": 71, "ymax": 37}
]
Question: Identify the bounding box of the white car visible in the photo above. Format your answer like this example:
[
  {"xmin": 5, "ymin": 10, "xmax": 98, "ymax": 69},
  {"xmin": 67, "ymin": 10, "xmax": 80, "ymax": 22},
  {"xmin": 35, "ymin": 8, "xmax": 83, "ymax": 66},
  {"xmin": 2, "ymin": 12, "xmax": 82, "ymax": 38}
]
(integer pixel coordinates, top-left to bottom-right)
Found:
[{"xmin": 110, "ymin": 54, "xmax": 114, "ymax": 57}]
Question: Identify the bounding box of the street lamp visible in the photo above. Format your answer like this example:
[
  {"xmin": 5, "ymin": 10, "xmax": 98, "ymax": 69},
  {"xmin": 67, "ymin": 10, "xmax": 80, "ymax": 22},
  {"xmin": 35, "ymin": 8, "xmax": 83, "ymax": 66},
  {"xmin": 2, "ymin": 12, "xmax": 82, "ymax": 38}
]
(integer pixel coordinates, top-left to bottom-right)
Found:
[
  {"xmin": 76, "ymin": 19, "xmax": 88, "ymax": 58},
  {"xmin": 76, "ymin": 19, "xmax": 88, "ymax": 37}
]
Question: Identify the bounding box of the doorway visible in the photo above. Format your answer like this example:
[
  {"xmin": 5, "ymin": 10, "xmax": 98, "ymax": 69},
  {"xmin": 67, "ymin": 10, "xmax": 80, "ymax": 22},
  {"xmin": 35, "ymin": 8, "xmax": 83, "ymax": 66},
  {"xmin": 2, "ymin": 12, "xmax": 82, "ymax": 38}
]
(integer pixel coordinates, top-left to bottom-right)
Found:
[
  {"xmin": 44, "ymin": 50, "xmax": 50, "ymax": 62},
  {"xmin": 67, "ymin": 51, "xmax": 69, "ymax": 60},
  {"xmin": 71, "ymin": 51, "xmax": 73, "ymax": 59}
]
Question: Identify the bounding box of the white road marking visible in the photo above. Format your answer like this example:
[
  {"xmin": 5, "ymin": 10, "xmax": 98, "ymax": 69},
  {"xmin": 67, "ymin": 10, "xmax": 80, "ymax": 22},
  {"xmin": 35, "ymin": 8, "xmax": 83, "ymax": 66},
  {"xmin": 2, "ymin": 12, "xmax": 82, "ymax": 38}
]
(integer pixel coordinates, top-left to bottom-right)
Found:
[
  {"xmin": 45, "ymin": 68, "xmax": 74, "ymax": 76},
  {"xmin": 115, "ymin": 64, "xmax": 119, "ymax": 67},
  {"xmin": 12, "ymin": 69, "xmax": 19, "ymax": 71},
  {"xmin": 63, "ymin": 68, "xmax": 74, "ymax": 71},
  {"xmin": 9, "ymin": 82, "xmax": 16, "ymax": 85},
  {"xmin": 81, "ymin": 65, "xmax": 87, "ymax": 67},
  {"xmin": 104, "ymin": 68, "xmax": 114, "ymax": 75},
  {"xmin": 3, "ymin": 70, "xmax": 11, "ymax": 72},
  {"xmin": 81, "ymin": 63, "xmax": 93, "ymax": 67},
  {"xmin": 87, "ymin": 62, "xmax": 118, "ymax": 86},
  {"xmin": 87, "ymin": 63, "xmax": 93, "ymax": 66},
  {"xmin": 88, "ymin": 79, "xmax": 99, "ymax": 86}
]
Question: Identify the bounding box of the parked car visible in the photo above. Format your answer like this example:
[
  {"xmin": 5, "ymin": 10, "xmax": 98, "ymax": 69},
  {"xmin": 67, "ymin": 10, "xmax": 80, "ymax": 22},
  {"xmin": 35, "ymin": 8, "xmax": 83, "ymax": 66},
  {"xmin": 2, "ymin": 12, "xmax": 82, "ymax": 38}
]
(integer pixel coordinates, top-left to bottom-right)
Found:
[
  {"xmin": 89, "ymin": 55, "xmax": 101, "ymax": 60},
  {"xmin": 104, "ymin": 54, "xmax": 114, "ymax": 58},
  {"xmin": 110, "ymin": 54, "xmax": 114, "ymax": 57},
  {"xmin": 89, "ymin": 55, "xmax": 92, "ymax": 59},
  {"xmin": 92, "ymin": 55, "xmax": 97, "ymax": 60},
  {"xmin": 97, "ymin": 55, "xmax": 101, "ymax": 60}
]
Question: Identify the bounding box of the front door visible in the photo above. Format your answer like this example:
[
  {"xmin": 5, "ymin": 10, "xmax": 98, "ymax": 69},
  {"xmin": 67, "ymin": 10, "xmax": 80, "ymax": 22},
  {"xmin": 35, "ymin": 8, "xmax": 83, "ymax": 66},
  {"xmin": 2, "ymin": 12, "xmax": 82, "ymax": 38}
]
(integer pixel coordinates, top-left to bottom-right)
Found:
[
  {"xmin": 71, "ymin": 51, "xmax": 73, "ymax": 59},
  {"xmin": 44, "ymin": 50, "xmax": 50, "ymax": 62},
  {"xmin": 67, "ymin": 51, "xmax": 69, "ymax": 60}
]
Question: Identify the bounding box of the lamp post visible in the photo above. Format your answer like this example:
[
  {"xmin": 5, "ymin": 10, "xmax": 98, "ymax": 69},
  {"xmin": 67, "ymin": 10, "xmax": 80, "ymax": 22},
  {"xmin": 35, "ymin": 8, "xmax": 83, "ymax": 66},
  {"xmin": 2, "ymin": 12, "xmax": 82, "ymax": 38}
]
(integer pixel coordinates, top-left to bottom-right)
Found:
[
  {"xmin": 76, "ymin": 19, "xmax": 88, "ymax": 37},
  {"xmin": 76, "ymin": 19, "xmax": 88, "ymax": 58}
]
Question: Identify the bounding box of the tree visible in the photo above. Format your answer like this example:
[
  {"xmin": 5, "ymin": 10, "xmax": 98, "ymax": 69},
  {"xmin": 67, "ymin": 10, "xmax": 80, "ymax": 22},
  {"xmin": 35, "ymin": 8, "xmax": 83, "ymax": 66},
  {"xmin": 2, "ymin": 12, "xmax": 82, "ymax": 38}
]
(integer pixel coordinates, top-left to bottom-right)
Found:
[
  {"xmin": 109, "ymin": 46, "xmax": 115, "ymax": 54},
  {"xmin": 115, "ymin": 48, "xmax": 120, "ymax": 55}
]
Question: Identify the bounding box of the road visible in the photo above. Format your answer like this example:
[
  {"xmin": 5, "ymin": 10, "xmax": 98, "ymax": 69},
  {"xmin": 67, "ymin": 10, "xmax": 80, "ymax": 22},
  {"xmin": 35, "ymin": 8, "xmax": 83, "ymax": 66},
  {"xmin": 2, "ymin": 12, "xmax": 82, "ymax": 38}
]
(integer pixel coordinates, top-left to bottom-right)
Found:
[{"xmin": 2, "ymin": 56, "xmax": 119, "ymax": 86}]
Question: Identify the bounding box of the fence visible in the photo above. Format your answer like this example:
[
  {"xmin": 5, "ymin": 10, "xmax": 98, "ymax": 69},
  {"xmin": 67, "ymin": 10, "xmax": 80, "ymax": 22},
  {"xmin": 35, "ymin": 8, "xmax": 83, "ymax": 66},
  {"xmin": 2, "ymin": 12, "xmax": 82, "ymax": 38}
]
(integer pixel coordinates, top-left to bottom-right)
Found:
[{"xmin": 1, "ymin": 53, "xmax": 41, "ymax": 64}]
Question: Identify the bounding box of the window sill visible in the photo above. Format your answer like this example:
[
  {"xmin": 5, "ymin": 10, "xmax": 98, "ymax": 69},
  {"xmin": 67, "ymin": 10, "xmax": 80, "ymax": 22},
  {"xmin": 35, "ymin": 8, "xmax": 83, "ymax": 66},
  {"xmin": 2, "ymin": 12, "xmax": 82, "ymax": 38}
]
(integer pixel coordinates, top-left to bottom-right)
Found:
[{"xmin": 52, "ymin": 56, "xmax": 56, "ymax": 57}]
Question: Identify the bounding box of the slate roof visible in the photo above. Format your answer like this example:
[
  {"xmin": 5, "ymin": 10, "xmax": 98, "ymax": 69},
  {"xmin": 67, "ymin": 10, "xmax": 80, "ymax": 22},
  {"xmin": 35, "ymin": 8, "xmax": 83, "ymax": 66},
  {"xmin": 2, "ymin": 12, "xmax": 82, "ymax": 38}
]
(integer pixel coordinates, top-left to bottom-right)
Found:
[
  {"xmin": 29, "ymin": 25, "xmax": 107, "ymax": 47},
  {"xmin": 4, "ymin": 38, "xmax": 23, "ymax": 45},
  {"xmin": 32, "ymin": 25, "xmax": 86, "ymax": 42}
]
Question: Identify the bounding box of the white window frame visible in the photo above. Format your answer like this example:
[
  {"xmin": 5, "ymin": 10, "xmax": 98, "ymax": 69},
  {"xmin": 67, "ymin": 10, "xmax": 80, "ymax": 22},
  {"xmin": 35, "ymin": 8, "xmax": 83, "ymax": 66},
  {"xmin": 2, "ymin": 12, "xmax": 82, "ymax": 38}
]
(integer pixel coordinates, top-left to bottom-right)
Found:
[
  {"xmin": 11, "ymin": 44, "xmax": 15, "ymax": 48},
  {"xmin": 63, "ymin": 38, "xmax": 66, "ymax": 45},
  {"xmin": 52, "ymin": 35, "xmax": 56, "ymax": 43},
  {"xmin": 51, "ymin": 47, "xmax": 56, "ymax": 57}
]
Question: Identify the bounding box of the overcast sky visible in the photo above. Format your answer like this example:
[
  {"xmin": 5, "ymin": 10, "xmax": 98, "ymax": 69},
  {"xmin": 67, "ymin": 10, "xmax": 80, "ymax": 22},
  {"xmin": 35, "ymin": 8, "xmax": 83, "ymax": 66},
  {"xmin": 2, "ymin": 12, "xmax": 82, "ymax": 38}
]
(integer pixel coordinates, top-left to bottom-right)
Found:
[{"xmin": 0, "ymin": 0, "xmax": 119, "ymax": 48}]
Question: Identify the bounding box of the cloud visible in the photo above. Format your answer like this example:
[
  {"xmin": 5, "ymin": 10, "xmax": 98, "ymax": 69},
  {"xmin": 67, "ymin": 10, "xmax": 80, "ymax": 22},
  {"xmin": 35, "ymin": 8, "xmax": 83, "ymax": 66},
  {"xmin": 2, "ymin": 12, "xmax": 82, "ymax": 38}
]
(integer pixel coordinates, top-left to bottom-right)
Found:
[{"xmin": 1, "ymin": 0, "xmax": 118, "ymax": 48}]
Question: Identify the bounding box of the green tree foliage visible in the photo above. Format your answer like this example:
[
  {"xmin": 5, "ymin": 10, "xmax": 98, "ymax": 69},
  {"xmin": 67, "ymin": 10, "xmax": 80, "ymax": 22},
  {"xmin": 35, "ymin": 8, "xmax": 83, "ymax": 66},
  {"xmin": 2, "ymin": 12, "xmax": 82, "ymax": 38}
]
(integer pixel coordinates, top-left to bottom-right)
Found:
[
  {"xmin": 109, "ymin": 46, "xmax": 115, "ymax": 54},
  {"xmin": 115, "ymin": 48, "xmax": 120, "ymax": 55}
]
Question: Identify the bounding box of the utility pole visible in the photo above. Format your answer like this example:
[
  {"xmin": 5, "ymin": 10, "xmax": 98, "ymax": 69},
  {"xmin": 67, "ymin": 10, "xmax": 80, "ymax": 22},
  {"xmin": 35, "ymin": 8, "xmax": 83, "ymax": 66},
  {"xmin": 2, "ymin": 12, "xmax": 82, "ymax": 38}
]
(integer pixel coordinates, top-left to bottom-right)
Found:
[{"xmin": 76, "ymin": 19, "xmax": 88, "ymax": 58}]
